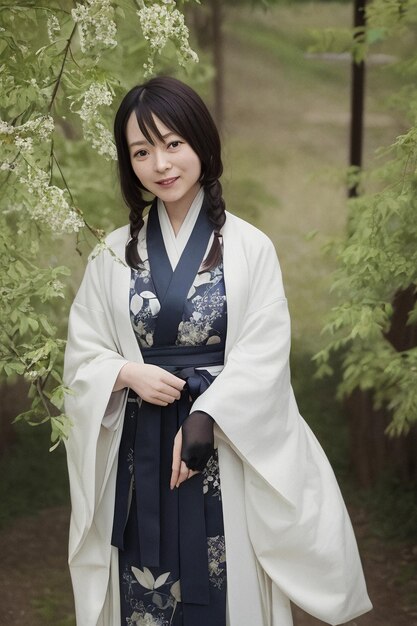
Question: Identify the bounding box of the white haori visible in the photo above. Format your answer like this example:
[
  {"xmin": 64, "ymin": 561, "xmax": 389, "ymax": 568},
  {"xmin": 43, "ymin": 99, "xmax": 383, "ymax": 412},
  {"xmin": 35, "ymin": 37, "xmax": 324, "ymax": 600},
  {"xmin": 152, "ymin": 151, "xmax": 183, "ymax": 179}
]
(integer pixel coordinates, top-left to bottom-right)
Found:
[{"xmin": 63, "ymin": 210, "xmax": 372, "ymax": 626}]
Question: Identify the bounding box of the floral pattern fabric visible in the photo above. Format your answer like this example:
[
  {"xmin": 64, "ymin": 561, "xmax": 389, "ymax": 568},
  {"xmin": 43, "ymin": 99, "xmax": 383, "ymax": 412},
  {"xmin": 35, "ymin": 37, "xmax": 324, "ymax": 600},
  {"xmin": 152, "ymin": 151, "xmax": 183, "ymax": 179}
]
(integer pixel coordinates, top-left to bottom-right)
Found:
[
  {"xmin": 129, "ymin": 237, "xmax": 227, "ymax": 349},
  {"xmin": 119, "ymin": 449, "xmax": 226, "ymax": 626},
  {"xmin": 118, "ymin": 245, "xmax": 227, "ymax": 626}
]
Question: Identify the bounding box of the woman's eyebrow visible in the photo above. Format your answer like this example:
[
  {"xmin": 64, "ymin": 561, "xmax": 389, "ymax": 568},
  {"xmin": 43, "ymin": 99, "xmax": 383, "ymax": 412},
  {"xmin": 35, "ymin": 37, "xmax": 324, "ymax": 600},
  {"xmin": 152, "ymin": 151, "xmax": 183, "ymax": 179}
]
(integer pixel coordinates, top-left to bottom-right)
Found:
[
  {"xmin": 129, "ymin": 132, "xmax": 178, "ymax": 148},
  {"xmin": 129, "ymin": 139, "xmax": 148, "ymax": 148}
]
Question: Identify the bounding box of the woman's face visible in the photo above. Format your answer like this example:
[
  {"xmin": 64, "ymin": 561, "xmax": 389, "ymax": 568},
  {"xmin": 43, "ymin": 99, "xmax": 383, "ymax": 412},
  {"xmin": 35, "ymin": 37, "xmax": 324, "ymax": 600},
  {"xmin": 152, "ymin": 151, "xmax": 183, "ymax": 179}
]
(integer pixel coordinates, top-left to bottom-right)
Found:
[{"xmin": 126, "ymin": 112, "xmax": 202, "ymax": 213}]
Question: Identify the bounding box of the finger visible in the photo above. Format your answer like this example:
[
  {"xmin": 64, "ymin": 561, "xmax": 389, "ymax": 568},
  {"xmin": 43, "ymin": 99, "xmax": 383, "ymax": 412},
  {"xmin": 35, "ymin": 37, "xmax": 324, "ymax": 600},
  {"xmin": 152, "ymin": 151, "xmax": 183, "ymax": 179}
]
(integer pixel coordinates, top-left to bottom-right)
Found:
[
  {"xmin": 155, "ymin": 382, "xmax": 182, "ymax": 401},
  {"xmin": 170, "ymin": 433, "xmax": 182, "ymax": 490},
  {"xmin": 176, "ymin": 461, "xmax": 190, "ymax": 488},
  {"xmin": 150, "ymin": 390, "xmax": 179, "ymax": 405},
  {"xmin": 170, "ymin": 461, "xmax": 180, "ymax": 490},
  {"xmin": 148, "ymin": 398, "xmax": 169, "ymax": 407},
  {"xmin": 161, "ymin": 372, "xmax": 186, "ymax": 391}
]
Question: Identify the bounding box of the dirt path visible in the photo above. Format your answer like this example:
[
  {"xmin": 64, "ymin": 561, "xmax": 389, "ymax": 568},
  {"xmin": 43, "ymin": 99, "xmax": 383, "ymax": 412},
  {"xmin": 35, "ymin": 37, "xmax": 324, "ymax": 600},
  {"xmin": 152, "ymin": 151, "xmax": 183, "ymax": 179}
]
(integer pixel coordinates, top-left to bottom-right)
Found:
[
  {"xmin": 0, "ymin": 507, "xmax": 74, "ymax": 626},
  {"xmin": 0, "ymin": 505, "xmax": 416, "ymax": 626}
]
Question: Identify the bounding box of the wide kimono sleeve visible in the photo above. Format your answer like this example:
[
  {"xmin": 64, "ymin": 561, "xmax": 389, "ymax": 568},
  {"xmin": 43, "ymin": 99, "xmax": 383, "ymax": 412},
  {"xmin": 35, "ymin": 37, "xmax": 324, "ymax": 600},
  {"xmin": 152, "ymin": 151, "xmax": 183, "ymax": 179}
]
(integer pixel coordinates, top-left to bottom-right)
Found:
[
  {"xmin": 191, "ymin": 232, "xmax": 300, "ymax": 504},
  {"xmin": 63, "ymin": 250, "xmax": 129, "ymax": 562},
  {"xmin": 191, "ymin": 225, "xmax": 372, "ymax": 625}
]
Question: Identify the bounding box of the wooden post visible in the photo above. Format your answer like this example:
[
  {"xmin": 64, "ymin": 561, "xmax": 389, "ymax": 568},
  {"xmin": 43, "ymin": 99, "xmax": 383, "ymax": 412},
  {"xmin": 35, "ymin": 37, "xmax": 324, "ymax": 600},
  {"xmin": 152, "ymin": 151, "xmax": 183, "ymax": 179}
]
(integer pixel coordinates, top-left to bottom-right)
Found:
[
  {"xmin": 211, "ymin": 0, "xmax": 224, "ymax": 131},
  {"xmin": 349, "ymin": 0, "xmax": 366, "ymax": 197}
]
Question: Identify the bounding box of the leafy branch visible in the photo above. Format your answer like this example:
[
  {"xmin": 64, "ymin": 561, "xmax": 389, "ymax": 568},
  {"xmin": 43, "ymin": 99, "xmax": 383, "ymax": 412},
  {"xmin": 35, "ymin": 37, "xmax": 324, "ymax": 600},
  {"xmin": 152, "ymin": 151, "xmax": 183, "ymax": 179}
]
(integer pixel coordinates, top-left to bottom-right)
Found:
[{"xmin": 0, "ymin": 0, "xmax": 201, "ymax": 449}]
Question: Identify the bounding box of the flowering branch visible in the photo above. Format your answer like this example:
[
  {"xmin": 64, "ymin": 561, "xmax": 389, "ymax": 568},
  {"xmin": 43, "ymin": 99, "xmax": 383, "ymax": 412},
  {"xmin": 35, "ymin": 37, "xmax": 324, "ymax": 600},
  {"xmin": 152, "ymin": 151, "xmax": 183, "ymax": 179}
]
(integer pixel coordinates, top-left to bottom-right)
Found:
[
  {"xmin": 0, "ymin": 0, "xmax": 201, "ymax": 448},
  {"xmin": 48, "ymin": 24, "xmax": 77, "ymax": 114}
]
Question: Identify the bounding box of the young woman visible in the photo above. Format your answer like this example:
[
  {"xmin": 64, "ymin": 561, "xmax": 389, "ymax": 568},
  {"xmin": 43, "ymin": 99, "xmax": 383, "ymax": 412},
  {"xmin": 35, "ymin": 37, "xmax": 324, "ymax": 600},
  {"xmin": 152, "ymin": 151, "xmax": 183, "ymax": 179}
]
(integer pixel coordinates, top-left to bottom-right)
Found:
[{"xmin": 64, "ymin": 76, "xmax": 372, "ymax": 626}]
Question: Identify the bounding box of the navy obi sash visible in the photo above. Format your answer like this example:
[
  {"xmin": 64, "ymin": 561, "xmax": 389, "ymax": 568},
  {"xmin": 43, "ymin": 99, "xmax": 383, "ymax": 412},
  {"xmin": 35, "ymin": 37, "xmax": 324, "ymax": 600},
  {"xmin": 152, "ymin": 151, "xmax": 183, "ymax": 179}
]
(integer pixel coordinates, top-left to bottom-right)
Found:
[{"xmin": 112, "ymin": 197, "xmax": 225, "ymax": 605}]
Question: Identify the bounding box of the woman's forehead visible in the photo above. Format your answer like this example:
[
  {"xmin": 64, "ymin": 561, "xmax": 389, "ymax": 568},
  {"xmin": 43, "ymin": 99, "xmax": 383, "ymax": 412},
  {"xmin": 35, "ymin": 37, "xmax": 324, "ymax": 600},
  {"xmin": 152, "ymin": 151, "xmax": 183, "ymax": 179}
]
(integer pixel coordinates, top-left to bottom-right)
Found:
[{"xmin": 126, "ymin": 111, "xmax": 175, "ymax": 145}]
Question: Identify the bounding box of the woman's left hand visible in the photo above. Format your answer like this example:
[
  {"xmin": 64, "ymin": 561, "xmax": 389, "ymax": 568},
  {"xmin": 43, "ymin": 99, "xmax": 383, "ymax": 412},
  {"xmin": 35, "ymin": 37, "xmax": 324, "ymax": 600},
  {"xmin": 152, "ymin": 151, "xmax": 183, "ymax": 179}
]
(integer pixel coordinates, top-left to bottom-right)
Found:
[{"xmin": 170, "ymin": 428, "xmax": 199, "ymax": 489}]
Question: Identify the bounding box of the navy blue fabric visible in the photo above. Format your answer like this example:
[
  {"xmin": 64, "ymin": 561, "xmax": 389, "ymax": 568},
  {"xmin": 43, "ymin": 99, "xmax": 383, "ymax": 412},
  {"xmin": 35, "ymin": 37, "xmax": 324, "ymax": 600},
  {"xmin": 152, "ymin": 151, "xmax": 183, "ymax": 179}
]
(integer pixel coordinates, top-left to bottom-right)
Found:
[
  {"xmin": 114, "ymin": 359, "xmax": 227, "ymax": 624},
  {"xmin": 112, "ymin": 354, "xmax": 223, "ymax": 604},
  {"xmin": 112, "ymin": 200, "xmax": 227, "ymax": 626},
  {"xmin": 147, "ymin": 196, "xmax": 214, "ymax": 347}
]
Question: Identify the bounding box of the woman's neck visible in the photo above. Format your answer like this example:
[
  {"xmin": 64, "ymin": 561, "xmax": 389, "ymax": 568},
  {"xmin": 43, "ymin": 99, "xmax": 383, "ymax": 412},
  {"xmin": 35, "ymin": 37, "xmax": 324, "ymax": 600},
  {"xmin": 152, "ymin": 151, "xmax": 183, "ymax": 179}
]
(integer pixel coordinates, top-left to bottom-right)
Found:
[{"xmin": 164, "ymin": 185, "xmax": 202, "ymax": 236}]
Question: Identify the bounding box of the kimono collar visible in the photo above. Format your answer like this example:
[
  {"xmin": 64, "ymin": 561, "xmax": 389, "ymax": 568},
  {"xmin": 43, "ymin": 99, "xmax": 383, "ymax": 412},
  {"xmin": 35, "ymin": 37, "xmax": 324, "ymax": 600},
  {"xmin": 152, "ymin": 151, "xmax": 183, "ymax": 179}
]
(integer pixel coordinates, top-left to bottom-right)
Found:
[{"xmin": 157, "ymin": 186, "xmax": 205, "ymax": 270}]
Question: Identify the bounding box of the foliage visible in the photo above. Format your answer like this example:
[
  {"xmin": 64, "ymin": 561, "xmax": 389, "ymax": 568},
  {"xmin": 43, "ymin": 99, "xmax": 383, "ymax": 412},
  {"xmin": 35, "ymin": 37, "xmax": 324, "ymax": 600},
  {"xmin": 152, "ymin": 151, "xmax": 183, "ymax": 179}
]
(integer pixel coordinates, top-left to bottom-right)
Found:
[
  {"xmin": 0, "ymin": 0, "xmax": 200, "ymax": 448},
  {"xmin": 312, "ymin": 0, "xmax": 417, "ymax": 436}
]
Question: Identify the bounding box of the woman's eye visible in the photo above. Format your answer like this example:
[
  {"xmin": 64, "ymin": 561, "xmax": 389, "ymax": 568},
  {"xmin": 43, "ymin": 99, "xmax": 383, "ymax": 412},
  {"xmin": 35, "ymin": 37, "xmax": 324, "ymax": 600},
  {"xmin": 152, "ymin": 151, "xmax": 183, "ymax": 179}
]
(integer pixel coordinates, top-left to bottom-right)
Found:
[
  {"xmin": 134, "ymin": 150, "xmax": 148, "ymax": 158},
  {"xmin": 168, "ymin": 140, "xmax": 182, "ymax": 149}
]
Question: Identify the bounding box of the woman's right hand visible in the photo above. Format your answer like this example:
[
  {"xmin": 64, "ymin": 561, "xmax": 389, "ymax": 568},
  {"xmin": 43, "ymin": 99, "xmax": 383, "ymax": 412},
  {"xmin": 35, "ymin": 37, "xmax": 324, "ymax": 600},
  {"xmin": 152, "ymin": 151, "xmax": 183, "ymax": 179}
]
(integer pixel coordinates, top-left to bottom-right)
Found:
[{"xmin": 115, "ymin": 362, "xmax": 185, "ymax": 406}]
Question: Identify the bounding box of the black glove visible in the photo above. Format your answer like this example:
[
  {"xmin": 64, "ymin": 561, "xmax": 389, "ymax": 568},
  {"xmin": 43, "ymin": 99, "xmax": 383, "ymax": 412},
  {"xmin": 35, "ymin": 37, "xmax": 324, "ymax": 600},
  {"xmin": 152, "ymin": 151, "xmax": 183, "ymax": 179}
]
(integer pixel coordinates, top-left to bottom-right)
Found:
[{"xmin": 181, "ymin": 410, "xmax": 214, "ymax": 471}]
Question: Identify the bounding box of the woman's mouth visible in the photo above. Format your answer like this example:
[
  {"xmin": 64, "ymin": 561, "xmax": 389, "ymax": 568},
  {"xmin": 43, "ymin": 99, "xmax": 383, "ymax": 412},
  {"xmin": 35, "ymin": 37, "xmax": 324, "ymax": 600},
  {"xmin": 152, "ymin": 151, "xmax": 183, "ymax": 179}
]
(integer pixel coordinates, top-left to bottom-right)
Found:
[{"xmin": 156, "ymin": 177, "xmax": 179, "ymax": 187}]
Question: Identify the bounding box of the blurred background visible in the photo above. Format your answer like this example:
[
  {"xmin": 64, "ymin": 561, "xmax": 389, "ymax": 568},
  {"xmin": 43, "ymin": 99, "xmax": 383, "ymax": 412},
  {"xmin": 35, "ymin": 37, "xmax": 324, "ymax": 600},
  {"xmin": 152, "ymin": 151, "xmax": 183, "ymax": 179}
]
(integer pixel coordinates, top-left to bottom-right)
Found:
[{"xmin": 1, "ymin": 1, "xmax": 417, "ymax": 624}]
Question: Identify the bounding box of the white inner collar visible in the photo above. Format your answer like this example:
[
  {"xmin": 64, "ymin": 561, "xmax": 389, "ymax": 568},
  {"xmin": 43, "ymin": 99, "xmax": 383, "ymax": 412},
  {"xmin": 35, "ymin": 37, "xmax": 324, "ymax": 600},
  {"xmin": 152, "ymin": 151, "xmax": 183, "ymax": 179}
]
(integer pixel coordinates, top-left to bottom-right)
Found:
[{"xmin": 157, "ymin": 187, "xmax": 205, "ymax": 270}]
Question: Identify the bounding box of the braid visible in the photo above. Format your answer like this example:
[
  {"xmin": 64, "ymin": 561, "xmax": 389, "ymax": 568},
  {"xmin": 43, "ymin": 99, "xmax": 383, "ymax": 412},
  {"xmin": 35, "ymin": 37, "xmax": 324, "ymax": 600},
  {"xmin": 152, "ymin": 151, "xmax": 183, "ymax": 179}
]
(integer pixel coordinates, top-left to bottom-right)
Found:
[
  {"xmin": 125, "ymin": 209, "xmax": 143, "ymax": 268},
  {"xmin": 124, "ymin": 186, "xmax": 151, "ymax": 269},
  {"xmin": 202, "ymin": 179, "xmax": 226, "ymax": 271}
]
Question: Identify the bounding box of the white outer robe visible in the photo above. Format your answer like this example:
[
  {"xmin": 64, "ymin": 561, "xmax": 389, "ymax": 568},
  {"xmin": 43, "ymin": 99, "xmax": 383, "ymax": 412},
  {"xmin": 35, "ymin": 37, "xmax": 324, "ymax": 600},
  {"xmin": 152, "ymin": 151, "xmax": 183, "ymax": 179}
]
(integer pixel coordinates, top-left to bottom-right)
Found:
[{"xmin": 63, "ymin": 211, "xmax": 372, "ymax": 626}]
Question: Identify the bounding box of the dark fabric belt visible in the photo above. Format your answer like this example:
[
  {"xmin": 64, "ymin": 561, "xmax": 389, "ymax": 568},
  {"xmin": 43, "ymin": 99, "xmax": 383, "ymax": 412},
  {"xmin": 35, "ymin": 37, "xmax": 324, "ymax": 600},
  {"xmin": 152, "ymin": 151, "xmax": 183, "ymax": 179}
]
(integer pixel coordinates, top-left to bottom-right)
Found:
[{"xmin": 111, "ymin": 346, "xmax": 224, "ymax": 605}]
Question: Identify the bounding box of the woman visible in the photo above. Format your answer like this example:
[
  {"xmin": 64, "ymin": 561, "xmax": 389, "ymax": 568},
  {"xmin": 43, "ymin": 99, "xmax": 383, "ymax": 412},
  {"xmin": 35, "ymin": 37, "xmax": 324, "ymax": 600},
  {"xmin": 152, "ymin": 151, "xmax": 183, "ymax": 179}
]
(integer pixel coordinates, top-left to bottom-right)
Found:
[{"xmin": 64, "ymin": 76, "xmax": 372, "ymax": 626}]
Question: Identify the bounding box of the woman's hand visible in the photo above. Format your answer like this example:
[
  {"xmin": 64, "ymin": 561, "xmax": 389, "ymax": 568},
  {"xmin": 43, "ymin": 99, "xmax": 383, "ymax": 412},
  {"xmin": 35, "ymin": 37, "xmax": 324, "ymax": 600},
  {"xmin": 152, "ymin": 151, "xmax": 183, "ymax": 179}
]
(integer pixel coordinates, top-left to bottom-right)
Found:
[
  {"xmin": 170, "ymin": 428, "xmax": 199, "ymax": 489},
  {"xmin": 115, "ymin": 362, "xmax": 185, "ymax": 406}
]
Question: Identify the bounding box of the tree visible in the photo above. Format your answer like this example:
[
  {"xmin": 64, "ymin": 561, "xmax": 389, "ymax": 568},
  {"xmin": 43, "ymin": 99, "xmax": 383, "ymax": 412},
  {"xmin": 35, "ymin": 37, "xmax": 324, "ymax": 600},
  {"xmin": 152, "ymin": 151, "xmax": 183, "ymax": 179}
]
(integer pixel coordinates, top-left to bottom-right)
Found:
[
  {"xmin": 312, "ymin": 0, "xmax": 417, "ymax": 483},
  {"xmin": 0, "ymin": 0, "xmax": 200, "ymax": 449}
]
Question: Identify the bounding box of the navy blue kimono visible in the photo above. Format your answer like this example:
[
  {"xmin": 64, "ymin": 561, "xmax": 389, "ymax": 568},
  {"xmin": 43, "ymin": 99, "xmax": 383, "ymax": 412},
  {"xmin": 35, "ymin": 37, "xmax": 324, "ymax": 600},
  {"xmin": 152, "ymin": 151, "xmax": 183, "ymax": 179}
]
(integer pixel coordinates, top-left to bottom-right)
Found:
[{"xmin": 111, "ymin": 201, "xmax": 227, "ymax": 626}]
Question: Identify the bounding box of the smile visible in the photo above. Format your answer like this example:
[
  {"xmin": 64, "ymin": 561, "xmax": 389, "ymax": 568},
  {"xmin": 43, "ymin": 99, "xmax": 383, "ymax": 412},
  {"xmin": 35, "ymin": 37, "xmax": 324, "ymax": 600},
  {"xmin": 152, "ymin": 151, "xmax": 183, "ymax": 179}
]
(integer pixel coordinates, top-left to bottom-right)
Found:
[{"xmin": 156, "ymin": 177, "xmax": 179, "ymax": 187}]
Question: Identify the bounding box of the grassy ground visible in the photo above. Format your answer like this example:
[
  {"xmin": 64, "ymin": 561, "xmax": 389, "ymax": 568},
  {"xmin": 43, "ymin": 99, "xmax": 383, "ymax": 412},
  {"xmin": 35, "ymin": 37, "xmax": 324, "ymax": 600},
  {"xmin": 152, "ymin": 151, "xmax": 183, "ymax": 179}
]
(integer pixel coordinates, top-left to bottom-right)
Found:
[{"xmin": 1, "ymin": 2, "xmax": 417, "ymax": 624}]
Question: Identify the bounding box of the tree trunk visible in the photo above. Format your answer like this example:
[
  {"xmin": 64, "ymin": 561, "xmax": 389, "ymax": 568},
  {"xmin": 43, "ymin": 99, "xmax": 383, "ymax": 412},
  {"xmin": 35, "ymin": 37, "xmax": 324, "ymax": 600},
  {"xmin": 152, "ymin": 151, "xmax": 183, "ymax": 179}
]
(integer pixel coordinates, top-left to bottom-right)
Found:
[
  {"xmin": 346, "ymin": 0, "xmax": 417, "ymax": 485},
  {"xmin": 346, "ymin": 287, "xmax": 417, "ymax": 486}
]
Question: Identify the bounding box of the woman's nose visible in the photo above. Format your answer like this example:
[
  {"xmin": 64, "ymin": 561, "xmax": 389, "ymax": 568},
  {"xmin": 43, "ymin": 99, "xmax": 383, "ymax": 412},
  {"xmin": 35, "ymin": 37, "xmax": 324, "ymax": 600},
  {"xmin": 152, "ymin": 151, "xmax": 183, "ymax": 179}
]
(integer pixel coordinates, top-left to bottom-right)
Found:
[{"xmin": 154, "ymin": 150, "xmax": 171, "ymax": 173}]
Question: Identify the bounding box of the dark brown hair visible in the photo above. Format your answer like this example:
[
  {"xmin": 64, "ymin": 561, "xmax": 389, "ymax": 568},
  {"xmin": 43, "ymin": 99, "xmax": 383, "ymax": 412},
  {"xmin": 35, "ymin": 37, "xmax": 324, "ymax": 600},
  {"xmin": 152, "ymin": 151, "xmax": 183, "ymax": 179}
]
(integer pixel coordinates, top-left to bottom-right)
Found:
[{"xmin": 113, "ymin": 76, "xmax": 226, "ymax": 269}]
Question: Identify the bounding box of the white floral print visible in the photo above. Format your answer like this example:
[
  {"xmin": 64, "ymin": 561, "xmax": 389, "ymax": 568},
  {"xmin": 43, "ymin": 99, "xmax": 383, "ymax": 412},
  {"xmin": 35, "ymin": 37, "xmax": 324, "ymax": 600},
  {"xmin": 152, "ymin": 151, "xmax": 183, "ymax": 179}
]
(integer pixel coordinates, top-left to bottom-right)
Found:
[
  {"xmin": 203, "ymin": 451, "xmax": 222, "ymax": 500},
  {"xmin": 207, "ymin": 535, "xmax": 227, "ymax": 590},
  {"xmin": 130, "ymin": 258, "xmax": 226, "ymax": 349},
  {"xmin": 122, "ymin": 565, "xmax": 181, "ymax": 626}
]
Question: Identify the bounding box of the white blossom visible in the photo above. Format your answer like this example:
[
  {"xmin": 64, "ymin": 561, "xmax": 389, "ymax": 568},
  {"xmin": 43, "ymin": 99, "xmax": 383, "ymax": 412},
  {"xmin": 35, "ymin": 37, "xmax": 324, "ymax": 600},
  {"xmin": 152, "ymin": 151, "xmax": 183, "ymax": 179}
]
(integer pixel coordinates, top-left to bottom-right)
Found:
[
  {"xmin": 137, "ymin": 3, "xmax": 199, "ymax": 76},
  {"xmin": 0, "ymin": 120, "xmax": 14, "ymax": 135},
  {"xmin": 14, "ymin": 136, "xmax": 34, "ymax": 153},
  {"xmin": 22, "ymin": 115, "xmax": 55, "ymax": 141},
  {"xmin": 0, "ymin": 162, "xmax": 17, "ymax": 171},
  {"xmin": 76, "ymin": 83, "xmax": 116, "ymax": 160},
  {"xmin": 19, "ymin": 167, "xmax": 84, "ymax": 235},
  {"xmin": 47, "ymin": 14, "xmax": 61, "ymax": 42},
  {"xmin": 78, "ymin": 82, "xmax": 113, "ymax": 121},
  {"xmin": 72, "ymin": 0, "xmax": 117, "ymax": 54},
  {"xmin": 1, "ymin": 115, "xmax": 54, "ymax": 146},
  {"xmin": 36, "ymin": 115, "xmax": 55, "ymax": 141},
  {"xmin": 85, "ymin": 121, "xmax": 117, "ymax": 160}
]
